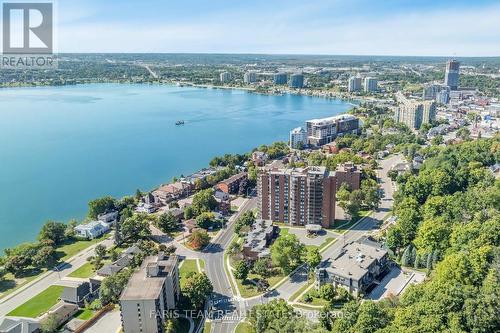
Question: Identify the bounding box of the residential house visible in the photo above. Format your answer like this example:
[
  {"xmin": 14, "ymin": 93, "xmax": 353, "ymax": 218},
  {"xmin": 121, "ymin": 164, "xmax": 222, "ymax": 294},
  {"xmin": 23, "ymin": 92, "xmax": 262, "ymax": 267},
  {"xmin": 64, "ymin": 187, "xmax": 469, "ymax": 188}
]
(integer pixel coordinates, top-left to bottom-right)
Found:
[
  {"xmin": 98, "ymin": 210, "xmax": 119, "ymax": 225},
  {"xmin": 252, "ymin": 151, "xmax": 268, "ymax": 166},
  {"xmin": 74, "ymin": 221, "xmax": 110, "ymax": 239},
  {"xmin": 152, "ymin": 181, "xmax": 194, "ymax": 204},
  {"xmin": 60, "ymin": 280, "xmax": 96, "ymax": 306},
  {"xmin": 136, "ymin": 202, "xmax": 157, "ymax": 214},
  {"xmin": 216, "ymin": 172, "xmax": 248, "ymax": 194},
  {"xmin": 97, "ymin": 245, "xmax": 141, "ymax": 277},
  {"xmin": 0, "ymin": 317, "xmax": 40, "ymax": 333},
  {"xmin": 316, "ymin": 236, "xmax": 389, "ymax": 297}
]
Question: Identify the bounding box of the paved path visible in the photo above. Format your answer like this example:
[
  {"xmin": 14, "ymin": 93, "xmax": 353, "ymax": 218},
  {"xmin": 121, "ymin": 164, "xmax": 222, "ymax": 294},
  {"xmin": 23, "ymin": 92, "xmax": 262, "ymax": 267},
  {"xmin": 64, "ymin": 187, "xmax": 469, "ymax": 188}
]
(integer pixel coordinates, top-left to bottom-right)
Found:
[
  {"xmin": 0, "ymin": 235, "xmax": 115, "ymax": 317},
  {"xmin": 84, "ymin": 309, "xmax": 121, "ymax": 333},
  {"xmin": 244, "ymin": 154, "xmax": 404, "ymax": 315}
]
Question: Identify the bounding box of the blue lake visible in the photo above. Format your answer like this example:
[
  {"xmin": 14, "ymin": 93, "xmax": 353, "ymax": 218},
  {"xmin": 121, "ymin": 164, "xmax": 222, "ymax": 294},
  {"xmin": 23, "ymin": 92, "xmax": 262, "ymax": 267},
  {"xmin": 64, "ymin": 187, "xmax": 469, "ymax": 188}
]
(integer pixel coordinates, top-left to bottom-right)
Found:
[{"xmin": 0, "ymin": 83, "xmax": 353, "ymax": 250}]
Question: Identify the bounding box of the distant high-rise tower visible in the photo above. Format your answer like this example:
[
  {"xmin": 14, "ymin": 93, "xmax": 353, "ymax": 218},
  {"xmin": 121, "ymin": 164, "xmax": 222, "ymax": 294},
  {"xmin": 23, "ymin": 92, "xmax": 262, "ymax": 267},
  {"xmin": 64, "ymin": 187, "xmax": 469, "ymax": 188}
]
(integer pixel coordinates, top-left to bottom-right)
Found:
[
  {"xmin": 289, "ymin": 73, "xmax": 304, "ymax": 88},
  {"xmin": 444, "ymin": 59, "xmax": 460, "ymax": 90},
  {"xmin": 244, "ymin": 71, "xmax": 257, "ymax": 84},
  {"xmin": 363, "ymin": 77, "xmax": 378, "ymax": 92},
  {"xmin": 220, "ymin": 71, "xmax": 231, "ymax": 83},
  {"xmin": 273, "ymin": 72, "xmax": 288, "ymax": 85},
  {"xmin": 394, "ymin": 95, "xmax": 436, "ymax": 129},
  {"xmin": 348, "ymin": 76, "xmax": 362, "ymax": 92}
]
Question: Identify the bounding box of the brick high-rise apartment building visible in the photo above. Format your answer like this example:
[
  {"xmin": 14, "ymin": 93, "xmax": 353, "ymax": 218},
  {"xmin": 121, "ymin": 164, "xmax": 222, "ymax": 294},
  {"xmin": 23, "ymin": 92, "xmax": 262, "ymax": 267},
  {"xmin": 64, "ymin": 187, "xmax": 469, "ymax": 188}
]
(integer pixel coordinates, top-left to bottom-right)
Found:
[{"xmin": 257, "ymin": 164, "xmax": 361, "ymax": 228}]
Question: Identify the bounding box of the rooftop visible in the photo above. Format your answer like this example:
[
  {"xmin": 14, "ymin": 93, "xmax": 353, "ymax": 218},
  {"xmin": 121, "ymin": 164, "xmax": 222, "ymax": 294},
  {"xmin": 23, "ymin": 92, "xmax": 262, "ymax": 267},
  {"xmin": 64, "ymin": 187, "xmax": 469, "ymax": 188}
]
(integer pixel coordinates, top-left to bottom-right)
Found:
[
  {"xmin": 326, "ymin": 237, "xmax": 387, "ymax": 281},
  {"xmin": 120, "ymin": 254, "xmax": 178, "ymax": 301},
  {"xmin": 306, "ymin": 114, "xmax": 357, "ymax": 126}
]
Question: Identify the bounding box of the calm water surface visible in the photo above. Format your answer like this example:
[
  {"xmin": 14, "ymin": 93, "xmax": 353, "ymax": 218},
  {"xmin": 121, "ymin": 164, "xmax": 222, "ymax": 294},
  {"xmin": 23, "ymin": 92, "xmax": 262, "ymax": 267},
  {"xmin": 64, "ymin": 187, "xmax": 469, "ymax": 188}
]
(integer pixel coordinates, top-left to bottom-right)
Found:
[{"xmin": 0, "ymin": 84, "xmax": 354, "ymax": 250}]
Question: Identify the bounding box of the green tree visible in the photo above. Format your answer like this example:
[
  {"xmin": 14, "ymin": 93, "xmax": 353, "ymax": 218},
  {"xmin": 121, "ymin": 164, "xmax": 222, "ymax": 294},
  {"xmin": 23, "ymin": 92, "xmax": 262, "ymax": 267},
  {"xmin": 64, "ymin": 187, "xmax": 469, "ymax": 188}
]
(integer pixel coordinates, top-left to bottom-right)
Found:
[
  {"xmin": 88, "ymin": 196, "xmax": 117, "ymax": 219},
  {"xmin": 189, "ymin": 229, "xmax": 210, "ymax": 250},
  {"xmin": 305, "ymin": 247, "xmax": 322, "ymax": 270},
  {"xmin": 456, "ymin": 127, "xmax": 471, "ymax": 141},
  {"xmin": 155, "ymin": 212, "xmax": 179, "ymax": 233},
  {"xmin": 182, "ymin": 272, "xmax": 213, "ymax": 308},
  {"xmin": 195, "ymin": 212, "xmax": 216, "ymax": 229},
  {"xmin": 252, "ymin": 258, "xmax": 270, "ymax": 277},
  {"xmin": 184, "ymin": 206, "xmax": 194, "ymax": 219},
  {"xmin": 120, "ymin": 214, "xmax": 152, "ymax": 244},
  {"xmin": 270, "ymin": 233, "xmax": 305, "ymax": 274},
  {"xmin": 234, "ymin": 261, "xmax": 249, "ymax": 280},
  {"xmin": 32, "ymin": 246, "xmax": 56, "ymax": 268},
  {"xmin": 40, "ymin": 313, "xmax": 60, "ymax": 333},
  {"xmin": 234, "ymin": 211, "xmax": 255, "ymax": 236},
  {"xmin": 95, "ymin": 244, "xmax": 107, "ymax": 260},
  {"xmin": 99, "ymin": 269, "xmax": 132, "ymax": 305},
  {"xmin": 431, "ymin": 135, "xmax": 444, "ymax": 145},
  {"xmin": 191, "ymin": 189, "xmax": 217, "ymax": 216},
  {"xmin": 38, "ymin": 221, "xmax": 67, "ymax": 245},
  {"xmin": 413, "ymin": 218, "xmax": 451, "ymax": 255},
  {"xmin": 319, "ymin": 284, "xmax": 336, "ymax": 302}
]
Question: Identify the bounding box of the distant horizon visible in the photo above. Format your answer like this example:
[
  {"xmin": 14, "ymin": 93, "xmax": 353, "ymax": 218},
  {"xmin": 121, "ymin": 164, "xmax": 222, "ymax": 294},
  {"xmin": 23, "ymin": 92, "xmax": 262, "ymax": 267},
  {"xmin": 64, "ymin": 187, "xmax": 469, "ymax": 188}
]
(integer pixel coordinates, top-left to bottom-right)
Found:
[
  {"xmin": 34, "ymin": 0, "xmax": 500, "ymax": 56},
  {"xmin": 55, "ymin": 52, "xmax": 500, "ymax": 58}
]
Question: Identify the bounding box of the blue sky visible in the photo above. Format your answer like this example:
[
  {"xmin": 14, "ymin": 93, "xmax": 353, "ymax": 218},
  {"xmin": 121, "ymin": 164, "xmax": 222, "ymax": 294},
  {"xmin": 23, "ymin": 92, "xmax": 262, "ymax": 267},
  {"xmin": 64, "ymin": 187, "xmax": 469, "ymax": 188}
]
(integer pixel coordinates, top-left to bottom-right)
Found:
[{"xmin": 54, "ymin": 0, "xmax": 500, "ymax": 56}]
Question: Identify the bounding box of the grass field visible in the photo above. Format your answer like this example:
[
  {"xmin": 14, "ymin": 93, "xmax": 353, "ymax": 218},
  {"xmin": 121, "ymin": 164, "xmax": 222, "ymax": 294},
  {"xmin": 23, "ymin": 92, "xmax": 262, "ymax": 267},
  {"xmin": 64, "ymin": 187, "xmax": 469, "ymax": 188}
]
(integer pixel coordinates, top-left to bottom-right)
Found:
[
  {"xmin": 75, "ymin": 308, "xmax": 95, "ymax": 320},
  {"xmin": 199, "ymin": 259, "xmax": 206, "ymax": 271},
  {"xmin": 235, "ymin": 321, "xmax": 253, "ymax": 333},
  {"xmin": 7, "ymin": 285, "xmax": 64, "ymax": 318},
  {"xmin": 68, "ymin": 262, "xmax": 95, "ymax": 278},
  {"xmin": 235, "ymin": 278, "xmax": 261, "ymax": 298},
  {"xmin": 179, "ymin": 259, "xmax": 200, "ymax": 288},
  {"xmin": 332, "ymin": 210, "xmax": 370, "ymax": 234},
  {"xmin": 0, "ymin": 235, "xmax": 109, "ymax": 300},
  {"xmin": 203, "ymin": 320, "xmax": 211, "ymax": 333},
  {"xmin": 56, "ymin": 234, "xmax": 108, "ymax": 262}
]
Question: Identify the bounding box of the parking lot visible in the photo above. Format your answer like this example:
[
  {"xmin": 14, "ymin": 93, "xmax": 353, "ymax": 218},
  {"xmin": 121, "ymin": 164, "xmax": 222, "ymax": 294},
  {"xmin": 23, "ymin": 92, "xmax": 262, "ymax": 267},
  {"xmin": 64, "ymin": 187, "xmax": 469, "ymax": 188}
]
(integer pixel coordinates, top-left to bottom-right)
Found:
[{"xmin": 368, "ymin": 266, "xmax": 426, "ymax": 300}]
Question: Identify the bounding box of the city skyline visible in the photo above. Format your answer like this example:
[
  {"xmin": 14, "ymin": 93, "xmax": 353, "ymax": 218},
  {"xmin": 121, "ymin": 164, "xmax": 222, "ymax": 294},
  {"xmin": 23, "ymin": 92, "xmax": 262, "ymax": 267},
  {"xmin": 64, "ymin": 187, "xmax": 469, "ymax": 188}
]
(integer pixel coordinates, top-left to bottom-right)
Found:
[{"xmin": 46, "ymin": 0, "xmax": 500, "ymax": 56}]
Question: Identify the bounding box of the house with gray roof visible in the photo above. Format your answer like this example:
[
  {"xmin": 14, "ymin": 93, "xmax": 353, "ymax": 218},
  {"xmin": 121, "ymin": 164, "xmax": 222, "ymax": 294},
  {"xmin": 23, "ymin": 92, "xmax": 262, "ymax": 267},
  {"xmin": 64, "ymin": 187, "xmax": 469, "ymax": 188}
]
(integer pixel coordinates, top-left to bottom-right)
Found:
[
  {"xmin": 0, "ymin": 317, "xmax": 40, "ymax": 333},
  {"xmin": 316, "ymin": 236, "xmax": 389, "ymax": 297}
]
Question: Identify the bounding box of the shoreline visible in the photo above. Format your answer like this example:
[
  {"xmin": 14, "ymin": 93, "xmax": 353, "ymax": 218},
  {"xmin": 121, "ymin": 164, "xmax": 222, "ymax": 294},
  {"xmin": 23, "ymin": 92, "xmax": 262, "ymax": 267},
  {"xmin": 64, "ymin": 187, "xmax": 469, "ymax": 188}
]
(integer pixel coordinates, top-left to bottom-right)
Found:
[
  {"xmin": 0, "ymin": 79, "xmax": 380, "ymax": 105},
  {"xmin": 0, "ymin": 82, "xmax": 357, "ymax": 251}
]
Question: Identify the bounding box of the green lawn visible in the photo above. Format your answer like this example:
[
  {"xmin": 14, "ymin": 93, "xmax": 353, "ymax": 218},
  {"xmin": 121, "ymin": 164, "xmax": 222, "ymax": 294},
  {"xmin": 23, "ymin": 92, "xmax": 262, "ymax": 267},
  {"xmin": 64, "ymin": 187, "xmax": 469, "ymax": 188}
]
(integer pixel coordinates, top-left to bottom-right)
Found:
[
  {"xmin": 331, "ymin": 210, "xmax": 370, "ymax": 234},
  {"xmin": 224, "ymin": 236, "xmax": 239, "ymax": 295},
  {"xmin": 235, "ymin": 321, "xmax": 254, "ymax": 333},
  {"xmin": 0, "ymin": 235, "xmax": 109, "ymax": 300},
  {"xmin": 199, "ymin": 259, "xmax": 206, "ymax": 272},
  {"xmin": 302, "ymin": 295, "xmax": 329, "ymax": 307},
  {"xmin": 7, "ymin": 285, "xmax": 64, "ymax": 318},
  {"xmin": 203, "ymin": 320, "xmax": 211, "ymax": 333},
  {"xmin": 279, "ymin": 228, "xmax": 289, "ymax": 236},
  {"xmin": 68, "ymin": 262, "xmax": 95, "ymax": 278},
  {"xmin": 179, "ymin": 259, "xmax": 200, "ymax": 288},
  {"xmin": 235, "ymin": 278, "xmax": 261, "ymax": 298},
  {"xmin": 0, "ymin": 271, "xmax": 42, "ymax": 299},
  {"xmin": 318, "ymin": 237, "xmax": 337, "ymax": 252},
  {"xmin": 75, "ymin": 308, "xmax": 95, "ymax": 320},
  {"xmin": 56, "ymin": 234, "xmax": 109, "ymax": 262}
]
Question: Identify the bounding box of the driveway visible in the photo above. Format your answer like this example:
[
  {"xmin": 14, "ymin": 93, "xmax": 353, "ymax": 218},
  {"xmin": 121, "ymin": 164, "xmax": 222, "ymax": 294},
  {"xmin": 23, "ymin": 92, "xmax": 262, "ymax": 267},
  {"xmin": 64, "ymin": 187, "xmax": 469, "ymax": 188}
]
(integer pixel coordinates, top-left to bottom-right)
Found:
[
  {"xmin": 84, "ymin": 309, "xmax": 121, "ymax": 333},
  {"xmin": 368, "ymin": 267, "xmax": 426, "ymax": 300},
  {"xmin": 285, "ymin": 228, "xmax": 335, "ymax": 247}
]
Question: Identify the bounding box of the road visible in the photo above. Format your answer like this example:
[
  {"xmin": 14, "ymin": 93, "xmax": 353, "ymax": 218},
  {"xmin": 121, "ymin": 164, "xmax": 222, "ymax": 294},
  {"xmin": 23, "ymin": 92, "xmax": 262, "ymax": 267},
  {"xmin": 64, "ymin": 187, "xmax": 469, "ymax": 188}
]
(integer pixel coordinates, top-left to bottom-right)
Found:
[
  {"xmin": 0, "ymin": 236, "xmax": 115, "ymax": 317},
  {"xmin": 243, "ymin": 154, "xmax": 403, "ymax": 312},
  {"xmin": 0, "ymin": 154, "xmax": 401, "ymax": 331}
]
